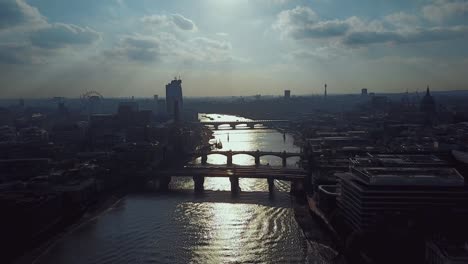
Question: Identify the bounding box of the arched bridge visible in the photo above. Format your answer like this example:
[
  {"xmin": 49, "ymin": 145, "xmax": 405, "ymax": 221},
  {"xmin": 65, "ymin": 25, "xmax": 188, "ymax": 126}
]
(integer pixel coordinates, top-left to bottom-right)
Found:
[
  {"xmin": 199, "ymin": 120, "xmax": 289, "ymax": 130},
  {"xmin": 189, "ymin": 150, "xmax": 303, "ymax": 167}
]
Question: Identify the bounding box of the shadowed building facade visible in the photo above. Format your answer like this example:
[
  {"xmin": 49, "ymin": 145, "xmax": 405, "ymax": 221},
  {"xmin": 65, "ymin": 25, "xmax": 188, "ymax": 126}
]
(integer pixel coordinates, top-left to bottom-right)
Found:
[{"xmin": 166, "ymin": 78, "xmax": 183, "ymax": 120}]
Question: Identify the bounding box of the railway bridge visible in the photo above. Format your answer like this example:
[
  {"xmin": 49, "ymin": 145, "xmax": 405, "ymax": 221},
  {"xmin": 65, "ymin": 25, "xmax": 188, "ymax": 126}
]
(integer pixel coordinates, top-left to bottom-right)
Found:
[{"xmin": 154, "ymin": 165, "xmax": 308, "ymax": 194}]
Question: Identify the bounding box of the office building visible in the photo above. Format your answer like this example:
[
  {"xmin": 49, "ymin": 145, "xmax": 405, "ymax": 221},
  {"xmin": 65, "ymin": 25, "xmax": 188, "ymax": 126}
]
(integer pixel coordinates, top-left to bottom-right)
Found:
[{"xmin": 166, "ymin": 77, "xmax": 183, "ymax": 118}]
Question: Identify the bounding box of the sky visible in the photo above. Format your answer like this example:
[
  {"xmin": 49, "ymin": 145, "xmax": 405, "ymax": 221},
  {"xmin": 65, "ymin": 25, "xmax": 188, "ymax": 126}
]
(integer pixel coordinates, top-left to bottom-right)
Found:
[{"xmin": 0, "ymin": 0, "xmax": 467, "ymax": 98}]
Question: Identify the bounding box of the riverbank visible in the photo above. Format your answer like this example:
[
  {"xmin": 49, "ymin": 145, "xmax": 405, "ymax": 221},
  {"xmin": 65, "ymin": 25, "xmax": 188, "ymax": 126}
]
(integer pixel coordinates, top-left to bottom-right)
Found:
[
  {"xmin": 13, "ymin": 192, "xmax": 125, "ymax": 264},
  {"xmin": 287, "ymin": 126, "xmax": 346, "ymax": 263},
  {"xmin": 293, "ymin": 196, "xmax": 346, "ymax": 264}
]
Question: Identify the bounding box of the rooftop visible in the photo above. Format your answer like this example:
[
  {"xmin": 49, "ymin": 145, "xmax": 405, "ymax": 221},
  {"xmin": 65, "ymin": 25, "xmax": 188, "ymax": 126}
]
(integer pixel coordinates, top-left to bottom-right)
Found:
[
  {"xmin": 350, "ymin": 154, "xmax": 449, "ymax": 167},
  {"xmin": 351, "ymin": 167, "xmax": 464, "ymax": 187}
]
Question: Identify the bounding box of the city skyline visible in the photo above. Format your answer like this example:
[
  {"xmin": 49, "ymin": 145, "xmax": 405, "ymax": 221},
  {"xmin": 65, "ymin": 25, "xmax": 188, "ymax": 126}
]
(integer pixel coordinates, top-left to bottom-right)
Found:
[{"xmin": 1, "ymin": 0, "xmax": 468, "ymax": 98}]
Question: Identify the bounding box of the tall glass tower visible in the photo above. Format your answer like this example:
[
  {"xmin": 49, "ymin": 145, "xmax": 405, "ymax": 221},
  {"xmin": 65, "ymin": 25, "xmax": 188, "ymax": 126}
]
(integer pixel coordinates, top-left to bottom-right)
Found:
[{"xmin": 165, "ymin": 77, "xmax": 183, "ymax": 119}]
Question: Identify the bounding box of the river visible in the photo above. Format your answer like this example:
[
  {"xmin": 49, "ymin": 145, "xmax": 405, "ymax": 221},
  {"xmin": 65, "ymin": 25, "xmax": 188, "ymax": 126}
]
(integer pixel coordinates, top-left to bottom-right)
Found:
[{"xmin": 34, "ymin": 114, "xmax": 334, "ymax": 264}]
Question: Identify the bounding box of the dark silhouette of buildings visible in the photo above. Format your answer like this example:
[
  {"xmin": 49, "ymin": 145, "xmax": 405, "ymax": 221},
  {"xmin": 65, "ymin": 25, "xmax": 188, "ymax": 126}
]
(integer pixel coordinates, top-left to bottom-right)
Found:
[
  {"xmin": 166, "ymin": 77, "xmax": 183, "ymax": 118},
  {"xmin": 421, "ymin": 86, "xmax": 436, "ymax": 114},
  {"xmin": 420, "ymin": 86, "xmax": 436, "ymax": 125}
]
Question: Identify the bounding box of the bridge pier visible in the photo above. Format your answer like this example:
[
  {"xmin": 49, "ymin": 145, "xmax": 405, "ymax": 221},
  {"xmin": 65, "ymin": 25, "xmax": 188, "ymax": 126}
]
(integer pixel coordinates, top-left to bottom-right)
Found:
[
  {"xmin": 227, "ymin": 151, "xmax": 233, "ymax": 166},
  {"xmin": 290, "ymin": 179, "xmax": 305, "ymax": 196},
  {"xmin": 248, "ymin": 123, "xmax": 255, "ymax": 129},
  {"xmin": 201, "ymin": 154, "xmax": 208, "ymax": 165},
  {"xmin": 230, "ymin": 124, "xmax": 236, "ymax": 129},
  {"xmin": 282, "ymin": 157, "xmax": 287, "ymax": 167},
  {"xmin": 193, "ymin": 175, "xmax": 205, "ymax": 193},
  {"xmin": 159, "ymin": 176, "xmax": 171, "ymax": 191},
  {"xmin": 267, "ymin": 177, "xmax": 275, "ymax": 193},
  {"xmin": 229, "ymin": 176, "xmax": 240, "ymax": 194},
  {"xmin": 214, "ymin": 125, "xmax": 219, "ymax": 130},
  {"xmin": 254, "ymin": 151, "xmax": 260, "ymax": 167}
]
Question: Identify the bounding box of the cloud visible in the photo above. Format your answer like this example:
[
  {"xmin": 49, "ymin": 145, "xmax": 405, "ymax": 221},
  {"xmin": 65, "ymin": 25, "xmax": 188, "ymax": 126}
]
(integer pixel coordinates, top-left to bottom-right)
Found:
[
  {"xmin": 343, "ymin": 26, "xmax": 468, "ymax": 46},
  {"xmin": 251, "ymin": 0, "xmax": 294, "ymax": 5},
  {"xmin": 0, "ymin": 0, "xmax": 46, "ymax": 30},
  {"xmin": 422, "ymin": 0, "xmax": 468, "ymax": 23},
  {"xmin": 191, "ymin": 37, "xmax": 231, "ymax": 51},
  {"xmin": 104, "ymin": 34, "xmax": 169, "ymax": 62},
  {"xmin": 295, "ymin": 19, "xmax": 350, "ymax": 38},
  {"xmin": 104, "ymin": 33, "xmax": 238, "ymax": 64},
  {"xmin": 274, "ymin": 5, "xmax": 468, "ymax": 48},
  {"xmin": 384, "ymin": 12, "xmax": 420, "ymax": 29},
  {"xmin": 0, "ymin": 0, "xmax": 101, "ymax": 64},
  {"xmin": 290, "ymin": 47, "xmax": 341, "ymax": 61},
  {"xmin": 274, "ymin": 7, "xmax": 359, "ymax": 39},
  {"xmin": 104, "ymin": 34, "xmax": 176, "ymax": 63},
  {"xmin": 141, "ymin": 13, "xmax": 197, "ymax": 31},
  {"xmin": 216, "ymin": 32, "xmax": 229, "ymax": 37},
  {"xmin": 29, "ymin": 23, "xmax": 101, "ymax": 49},
  {"xmin": 171, "ymin": 14, "xmax": 197, "ymax": 31},
  {"xmin": 0, "ymin": 43, "xmax": 45, "ymax": 64},
  {"xmin": 274, "ymin": 6, "xmax": 319, "ymax": 38},
  {"xmin": 186, "ymin": 37, "xmax": 236, "ymax": 63},
  {"xmin": 140, "ymin": 15, "xmax": 168, "ymax": 26}
]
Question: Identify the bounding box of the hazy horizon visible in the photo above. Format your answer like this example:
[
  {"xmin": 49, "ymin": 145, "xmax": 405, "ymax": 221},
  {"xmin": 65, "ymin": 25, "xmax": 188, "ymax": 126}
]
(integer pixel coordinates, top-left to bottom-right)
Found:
[{"xmin": 1, "ymin": 0, "xmax": 468, "ymax": 98}]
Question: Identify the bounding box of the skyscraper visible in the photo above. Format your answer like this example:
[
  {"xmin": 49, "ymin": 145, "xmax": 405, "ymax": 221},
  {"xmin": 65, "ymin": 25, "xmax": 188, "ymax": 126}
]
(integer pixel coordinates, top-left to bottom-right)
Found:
[{"xmin": 166, "ymin": 77, "xmax": 183, "ymax": 119}]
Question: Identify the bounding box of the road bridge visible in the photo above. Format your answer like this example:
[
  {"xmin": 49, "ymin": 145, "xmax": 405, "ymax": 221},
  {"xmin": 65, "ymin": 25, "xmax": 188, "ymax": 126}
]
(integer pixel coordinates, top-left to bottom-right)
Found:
[
  {"xmin": 190, "ymin": 150, "xmax": 303, "ymax": 167},
  {"xmin": 154, "ymin": 165, "xmax": 308, "ymax": 194},
  {"xmin": 199, "ymin": 120, "xmax": 289, "ymax": 130}
]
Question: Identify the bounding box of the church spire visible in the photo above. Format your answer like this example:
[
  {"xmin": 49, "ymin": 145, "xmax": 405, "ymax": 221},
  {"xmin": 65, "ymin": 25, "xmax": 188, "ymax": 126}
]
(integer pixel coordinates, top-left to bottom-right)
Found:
[{"xmin": 426, "ymin": 85, "xmax": 430, "ymax": 96}]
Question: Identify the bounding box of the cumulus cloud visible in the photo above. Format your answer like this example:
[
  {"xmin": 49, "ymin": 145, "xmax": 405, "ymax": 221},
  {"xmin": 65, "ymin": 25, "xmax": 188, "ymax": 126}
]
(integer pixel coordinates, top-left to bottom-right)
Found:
[
  {"xmin": 290, "ymin": 46, "xmax": 344, "ymax": 61},
  {"xmin": 251, "ymin": 0, "xmax": 294, "ymax": 6},
  {"xmin": 343, "ymin": 26, "xmax": 468, "ymax": 46},
  {"xmin": 140, "ymin": 15, "xmax": 168, "ymax": 26},
  {"xmin": 107, "ymin": 13, "xmax": 241, "ymax": 64},
  {"xmin": 0, "ymin": 43, "xmax": 46, "ymax": 64},
  {"xmin": 422, "ymin": 0, "xmax": 468, "ymax": 23},
  {"xmin": 274, "ymin": 5, "xmax": 468, "ymax": 47},
  {"xmin": 29, "ymin": 23, "xmax": 101, "ymax": 49},
  {"xmin": 104, "ymin": 33, "xmax": 235, "ymax": 64},
  {"xmin": 191, "ymin": 37, "xmax": 231, "ymax": 51},
  {"xmin": 274, "ymin": 6, "xmax": 319, "ymax": 38},
  {"xmin": 384, "ymin": 12, "xmax": 420, "ymax": 29},
  {"xmin": 0, "ymin": 0, "xmax": 46, "ymax": 30},
  {"xmin": 141, "ymin": 13, "xmax": 197, "ymax": 31},
  {"xmin": 104, "ymin": 34, "xmax": 169, "ymax": 62},
  {"xmin": 0, "ymin": 0, "xmax": 101, "ymax": 64},
  {"xmin": 171, "ymin": 14, "xmax": 197, "ymax": 31},
  {"xmin": 274, "ymin": 7, "xmax": 365, "ymax": 39},
  {"xmin": 295, "ymin": 19, "xmax": 350, "ymax": 38}
]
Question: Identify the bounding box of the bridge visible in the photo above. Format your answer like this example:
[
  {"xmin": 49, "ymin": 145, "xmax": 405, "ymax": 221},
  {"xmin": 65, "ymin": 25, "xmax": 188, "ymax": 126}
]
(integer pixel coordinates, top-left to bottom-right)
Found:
[
  {"xmin": 200, "ymin": 120, "xmax": 289, "ymax": 130},
  {"xmin": 190, "ymin": 150, "xmax": 303, "ymax": 167},
  {"xmin": 154, "ymin": 165, "xmax": 308, "ymax": 194}
]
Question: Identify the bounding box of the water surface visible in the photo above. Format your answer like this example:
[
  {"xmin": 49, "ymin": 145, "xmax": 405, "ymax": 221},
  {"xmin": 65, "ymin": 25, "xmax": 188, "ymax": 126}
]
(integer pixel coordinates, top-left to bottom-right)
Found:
[{"xmin": 35, "ymin": 114, "xmax": 332, "ymax": 264}]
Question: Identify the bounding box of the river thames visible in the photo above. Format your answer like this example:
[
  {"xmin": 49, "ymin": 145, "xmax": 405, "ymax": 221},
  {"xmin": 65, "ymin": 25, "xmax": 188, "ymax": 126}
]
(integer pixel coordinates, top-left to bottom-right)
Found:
[{"xmin": 34, "ymin": 114, "xmax": 335, "ymax": 264}]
